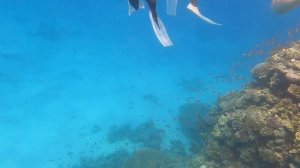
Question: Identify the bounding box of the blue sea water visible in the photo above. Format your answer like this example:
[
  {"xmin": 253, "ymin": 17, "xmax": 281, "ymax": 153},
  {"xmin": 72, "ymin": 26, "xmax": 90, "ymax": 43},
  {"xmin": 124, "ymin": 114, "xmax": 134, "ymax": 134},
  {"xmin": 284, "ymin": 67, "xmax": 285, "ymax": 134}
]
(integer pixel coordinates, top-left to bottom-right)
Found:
[{"xmin": 0, "ymin": 0, "xmax": 299, "ymax": 167}]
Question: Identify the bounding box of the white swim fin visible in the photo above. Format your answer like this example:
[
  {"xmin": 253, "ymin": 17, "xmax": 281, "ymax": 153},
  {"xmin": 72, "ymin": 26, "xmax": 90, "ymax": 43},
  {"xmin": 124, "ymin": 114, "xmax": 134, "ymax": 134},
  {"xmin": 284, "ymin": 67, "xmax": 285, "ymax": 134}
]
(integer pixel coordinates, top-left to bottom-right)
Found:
[
  {"xmin": 128, "ymin": 0, "xmax": 144, "ymax": 16},
  {"xmin": 149, "ymin": 11, "xmax": 173, "ymax": 47},
  {"xmin": 187, "ymin": 3, "xmax": 221, "ymax": 26},
  {"xmin": 166, "ymin": 0, "xmax": 178, "ymax": 16}
]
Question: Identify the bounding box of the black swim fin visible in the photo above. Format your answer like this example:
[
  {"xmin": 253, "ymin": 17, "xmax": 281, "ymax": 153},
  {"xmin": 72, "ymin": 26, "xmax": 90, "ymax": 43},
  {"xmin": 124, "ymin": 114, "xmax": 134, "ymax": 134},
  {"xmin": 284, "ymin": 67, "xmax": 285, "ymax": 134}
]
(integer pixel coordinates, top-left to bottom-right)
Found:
[
  {"xmin": 129, "ymin": 0, "xmax": 140, "ymax": 10},
  {"xmin": 128, "ymin": 0, "xmax": 144, "ymax": 15},
  {"xmin": 149, "ymin": 11, "xmax": 173, "ymax": 47}
]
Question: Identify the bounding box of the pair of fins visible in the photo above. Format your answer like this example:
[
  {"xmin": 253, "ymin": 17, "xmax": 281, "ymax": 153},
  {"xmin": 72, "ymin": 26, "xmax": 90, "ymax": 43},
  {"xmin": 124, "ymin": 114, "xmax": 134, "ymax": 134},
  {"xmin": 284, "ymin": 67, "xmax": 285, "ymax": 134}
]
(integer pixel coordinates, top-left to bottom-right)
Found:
[{"xmin": 128, "ymin": 0, "xmax": 221, "ymax": 47}]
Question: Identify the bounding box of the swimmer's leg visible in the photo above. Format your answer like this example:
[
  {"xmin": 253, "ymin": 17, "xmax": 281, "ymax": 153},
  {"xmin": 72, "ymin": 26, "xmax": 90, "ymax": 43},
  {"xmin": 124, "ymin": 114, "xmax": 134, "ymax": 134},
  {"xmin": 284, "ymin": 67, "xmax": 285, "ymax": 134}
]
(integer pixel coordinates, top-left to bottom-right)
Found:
[
  {"xmin": 148, "ymin": 11, "xmax": 173, "ymax": 47},
  {"xmin": 187, "ymin": 0, "xmax": 222, "ymax": 25},
  {"xmin": 272, "ymin": 0, "xmax": 300, "ymax": 14},
  {"xmin": 146, "ymin": 0, "xmax": 173, "ymax": 47},
  {"xmin": 128, "ymin": 0, "xmax": 144, "ymax": 15},
  {"xmin": 146, "ymin": 0, "xmax": 159, "ymax": 26},
  {"xmin": 166, "ymin": 0, "xmax": 178, "ymax": 16}
]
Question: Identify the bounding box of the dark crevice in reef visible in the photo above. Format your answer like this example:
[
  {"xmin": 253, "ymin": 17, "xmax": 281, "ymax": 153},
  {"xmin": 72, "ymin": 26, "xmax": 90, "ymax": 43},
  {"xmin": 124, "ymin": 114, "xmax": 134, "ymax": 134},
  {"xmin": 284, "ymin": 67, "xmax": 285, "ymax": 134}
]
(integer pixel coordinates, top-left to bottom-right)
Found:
[{"xmin": 75, "ymin": 42, "xmax": 300, "ymax": 168}]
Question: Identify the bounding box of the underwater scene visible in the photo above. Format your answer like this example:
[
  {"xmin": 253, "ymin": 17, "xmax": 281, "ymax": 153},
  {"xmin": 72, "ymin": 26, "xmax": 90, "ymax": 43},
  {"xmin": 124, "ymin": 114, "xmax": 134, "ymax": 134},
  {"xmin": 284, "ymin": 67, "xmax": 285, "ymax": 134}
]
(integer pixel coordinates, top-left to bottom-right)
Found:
[{"xmin": 1, "ymin": 0, "xmax": 300, "ymax": 168}]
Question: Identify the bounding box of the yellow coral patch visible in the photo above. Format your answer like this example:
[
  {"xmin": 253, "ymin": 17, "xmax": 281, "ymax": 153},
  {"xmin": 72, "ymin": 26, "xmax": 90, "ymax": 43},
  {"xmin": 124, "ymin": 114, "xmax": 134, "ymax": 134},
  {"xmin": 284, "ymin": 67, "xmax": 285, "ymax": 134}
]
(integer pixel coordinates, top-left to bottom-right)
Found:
[{"xmin": 295, "ymin": 132, "xmax": 300, "ymax": 141}]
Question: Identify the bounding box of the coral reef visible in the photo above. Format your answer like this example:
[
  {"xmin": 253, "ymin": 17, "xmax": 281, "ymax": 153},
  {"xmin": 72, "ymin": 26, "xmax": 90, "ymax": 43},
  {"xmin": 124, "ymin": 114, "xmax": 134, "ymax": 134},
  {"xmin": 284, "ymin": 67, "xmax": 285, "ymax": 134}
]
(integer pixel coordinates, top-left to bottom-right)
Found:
[
  {"xmin": 143, "ymin": 94, "xmax": 161, "ymax": 106},
  {"xmin": 200, "ymin": 42, "xmax": 300, "ymax": 168},
  {"xmin": 107, "ymin": 123, "xmax": 132, "ymax": 143},
  {"xmin": 122, "ymin": 149, "xmax": 188, "ymax": 168},
  {"xmin": 177, "ymin": 102, "xmax": 209, "ymax": 154},
  {"xmin": 75, "ymin": 149, "xmax": 190, "ymax": 168},
  {"xmin": 75, "ymin": 150, "xmax": 129, "ymax": 168},
  {"xmin": 167, "ymin": 139, "xmax": 187, "ymax": 156},
  {"xmin": 129, "ymin": 121, "xmax": 165, "ymax": 149},
  {"xmin": 179, "ymin": 78, "xmax": 207, "ymax": 93},
  {"xmin": 107, "ymin": 120, "xmax": 165, "ymax": 149},
  {"xmin": 178, "ymin": 102, "xmax": 209, "ymax": 141}
]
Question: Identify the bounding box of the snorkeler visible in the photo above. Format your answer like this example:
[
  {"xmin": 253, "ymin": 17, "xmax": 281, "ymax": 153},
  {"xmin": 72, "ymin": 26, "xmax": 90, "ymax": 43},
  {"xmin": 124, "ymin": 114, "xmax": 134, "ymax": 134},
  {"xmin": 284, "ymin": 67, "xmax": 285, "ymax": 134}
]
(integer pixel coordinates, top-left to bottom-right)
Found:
[
  {"xmin": 128, "ymin": 0, "xmax": 173, "ymax": 47},
  {"xmin": 128, "ymin": 0, "xmax": 221, "ymax": 47},
  {"xmin": 166, "ymin": 0, "xmax": 221, "ymax": 25},
  {"xmin": 272, "ymin": 0, "xmax": 300, "ymax": 14}
]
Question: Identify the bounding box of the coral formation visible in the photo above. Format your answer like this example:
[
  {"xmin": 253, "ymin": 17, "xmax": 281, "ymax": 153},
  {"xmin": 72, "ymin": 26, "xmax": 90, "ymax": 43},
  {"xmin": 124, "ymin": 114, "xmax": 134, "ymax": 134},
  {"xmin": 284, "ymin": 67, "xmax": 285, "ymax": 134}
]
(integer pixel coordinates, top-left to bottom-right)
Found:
[
  {"xmin": 122, "ymin": 149, "xmax": 187, "ymax": 168},
  {"xmin": 167, "ymin": 140, "xmax": 187, "ymax": 156},
  {"xmin": 107, "ymin": 124, "xmax": 131, "ymax": 143},
  {"xmin": 143, "ymin": 94, "xmax": 161, "ymax": 106},
  {"xmin": 179, "ymin": 78, "xmax": 207, "ymax": 93},
  {"xmin": 200, "ymin": 42, "xmax": 300, "ymax": 168},
  {"xmin": 75, "ymin": 149, "xmax": 190, "ymax": 168},
  {"xmin": 177, "ymin": 102, "xmax": 209, "ymax": 154},
  {"xmin": 75, "ymin": 150, "xmax": 129, "ymax": 168},
  {"xmin": 107, "ymin": 120, "xmax": 165, "ymax": 149}
]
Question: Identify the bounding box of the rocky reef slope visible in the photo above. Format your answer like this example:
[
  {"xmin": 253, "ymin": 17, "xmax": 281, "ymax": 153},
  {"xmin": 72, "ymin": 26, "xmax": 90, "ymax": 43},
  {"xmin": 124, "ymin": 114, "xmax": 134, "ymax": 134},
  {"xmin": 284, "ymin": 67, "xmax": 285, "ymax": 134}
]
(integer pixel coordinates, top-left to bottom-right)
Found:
[{"xmin": 200, "ymin": 42, "xmax": 300, "ymax": 168}]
